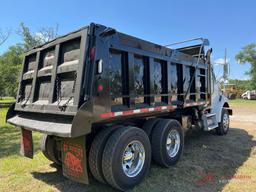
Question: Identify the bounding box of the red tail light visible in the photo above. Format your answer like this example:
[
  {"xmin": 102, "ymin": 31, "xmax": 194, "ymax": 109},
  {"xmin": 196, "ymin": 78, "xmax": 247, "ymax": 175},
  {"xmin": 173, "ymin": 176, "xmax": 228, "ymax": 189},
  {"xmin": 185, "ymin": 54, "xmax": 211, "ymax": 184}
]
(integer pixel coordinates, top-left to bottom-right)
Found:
[
  {"xmin": 98, "ymin": 84, "xmax": 104, "ymax": 92},
  {"xmin": 89, "ymin": 47, "xmax": 95, "ymax": 61}
]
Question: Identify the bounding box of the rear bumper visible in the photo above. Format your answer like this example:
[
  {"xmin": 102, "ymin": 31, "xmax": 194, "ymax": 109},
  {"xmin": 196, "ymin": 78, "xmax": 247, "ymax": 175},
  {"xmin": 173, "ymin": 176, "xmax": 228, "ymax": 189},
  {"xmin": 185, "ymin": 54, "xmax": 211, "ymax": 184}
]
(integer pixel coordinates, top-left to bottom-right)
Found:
[
  {"xmin": 6, "ymin": 101, "xmax": 94, "ymax": 138},
  {"xmin": 7, "ymin": 113, "xmax": 73, "ymax": 137}
]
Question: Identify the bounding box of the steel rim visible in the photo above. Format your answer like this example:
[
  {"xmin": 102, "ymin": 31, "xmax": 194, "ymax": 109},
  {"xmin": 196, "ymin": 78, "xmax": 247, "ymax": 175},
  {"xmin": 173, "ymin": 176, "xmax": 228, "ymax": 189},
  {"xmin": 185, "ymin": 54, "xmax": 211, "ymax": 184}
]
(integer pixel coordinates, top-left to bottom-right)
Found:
[
  {"xmin": 223, "ymin": 113, "xmax": 229, "ymax": 132},
  {"xmin": 122, "ymin": 140, "xmax": 145, "ymax": 178},
  {"xmin": 166, "ymin": 129, "xmax": 180, "ymax": 158}
]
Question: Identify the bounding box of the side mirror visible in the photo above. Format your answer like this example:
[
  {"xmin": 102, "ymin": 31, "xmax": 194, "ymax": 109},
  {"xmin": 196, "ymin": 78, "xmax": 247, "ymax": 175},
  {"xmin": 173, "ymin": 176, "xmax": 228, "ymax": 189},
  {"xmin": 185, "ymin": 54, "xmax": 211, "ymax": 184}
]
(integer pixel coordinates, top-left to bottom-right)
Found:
[{"xmin": 96, "ymin": 59, "xmax": 103, "ymax": 74}]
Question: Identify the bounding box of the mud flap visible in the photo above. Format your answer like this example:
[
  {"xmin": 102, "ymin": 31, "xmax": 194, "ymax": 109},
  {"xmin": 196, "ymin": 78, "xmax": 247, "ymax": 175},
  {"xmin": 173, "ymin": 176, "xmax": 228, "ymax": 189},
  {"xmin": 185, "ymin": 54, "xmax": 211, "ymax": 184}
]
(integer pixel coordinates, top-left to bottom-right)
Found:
[
  {"xmin": 20, "ymin": 128, "xmax": 33, "ymax": 158},
  {"xmin": 62, "ymin": 136, "xmax": 89, "ymax": 184}
]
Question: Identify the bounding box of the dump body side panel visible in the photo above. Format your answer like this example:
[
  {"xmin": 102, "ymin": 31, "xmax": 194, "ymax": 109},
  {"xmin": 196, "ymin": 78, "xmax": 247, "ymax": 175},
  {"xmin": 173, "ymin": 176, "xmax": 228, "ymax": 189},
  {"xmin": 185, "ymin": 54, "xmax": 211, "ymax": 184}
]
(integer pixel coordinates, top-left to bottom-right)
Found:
[{"xmin": 91, "ymin": 25, "xmax": 209, "ymax": 123}]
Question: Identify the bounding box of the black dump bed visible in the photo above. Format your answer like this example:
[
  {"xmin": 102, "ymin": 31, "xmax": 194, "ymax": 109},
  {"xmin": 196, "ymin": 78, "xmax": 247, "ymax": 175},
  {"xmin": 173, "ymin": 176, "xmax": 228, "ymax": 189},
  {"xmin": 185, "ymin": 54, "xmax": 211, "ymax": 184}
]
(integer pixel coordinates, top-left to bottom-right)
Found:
[{"xmin": 7, "ymin": 23, "xmax": 210, "ymax": 138}]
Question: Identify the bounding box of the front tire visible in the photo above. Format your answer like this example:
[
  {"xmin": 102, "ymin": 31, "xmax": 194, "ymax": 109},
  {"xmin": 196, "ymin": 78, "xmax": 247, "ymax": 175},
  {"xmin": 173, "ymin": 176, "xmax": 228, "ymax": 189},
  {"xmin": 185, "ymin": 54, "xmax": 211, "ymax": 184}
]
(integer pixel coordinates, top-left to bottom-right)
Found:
[
  {"xmin": 102, "ymin": 126, "xmax": 151, "ymax": 191},
  {"xmin": 151, "ymin": 119, "xmax": 184, "ymax": 167},
  {"xmin": 216, "ymin": 109, "xmax": 230, "ymax": 135}
]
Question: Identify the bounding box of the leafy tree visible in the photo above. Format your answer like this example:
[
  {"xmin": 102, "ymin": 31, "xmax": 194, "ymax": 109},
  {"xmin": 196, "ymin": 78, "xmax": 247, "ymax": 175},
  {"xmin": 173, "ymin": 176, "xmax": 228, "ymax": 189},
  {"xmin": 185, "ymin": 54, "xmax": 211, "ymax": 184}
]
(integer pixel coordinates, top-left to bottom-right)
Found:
[
  {"xmin": 0, "ymin": 23, "xmax": 59, "ymax": 98},
  {"xmin": 18, "ymin": 22, "xmax": 58, "ymax": 51},
  {"xmin": 0, "ymin": 45, "xmax": 23, "ymax": 97},
  {"xmin": 0, "ymin": 64, "xmax": 6, "ymax": 99},
  {"xmin": 18, "ymin": 22, "xmax": 38, "ymax": 51},
  {"xmin": 0, "ymin": 28, "xmax": 11, "ymax": 99},
  {"xmin": 0, "ymin": 28, "xmax": 10, "ymax": 46},
  {"xmin": 235, "ymin": 44, "xmax": 256, "ymax": 89},
  {"xmin": 229, "ymin": 79, "xmax": 252, "ymax": 91}
]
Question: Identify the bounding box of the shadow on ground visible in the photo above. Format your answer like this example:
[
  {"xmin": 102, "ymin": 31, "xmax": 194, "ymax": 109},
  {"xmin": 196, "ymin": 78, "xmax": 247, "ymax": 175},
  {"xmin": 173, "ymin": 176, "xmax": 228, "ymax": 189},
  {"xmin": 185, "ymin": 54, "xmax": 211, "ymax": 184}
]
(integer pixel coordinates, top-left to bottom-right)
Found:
[
  {"xmin": 0, "ymin": 125, "xmax": 42, "ymax": 158},
  {"xmin": 31, "ymin": 126, "xmax": 256, "ymax": 192},
  {"xmin": 0, "ymin": 126, "xmax": 21, "ymax": 157}
]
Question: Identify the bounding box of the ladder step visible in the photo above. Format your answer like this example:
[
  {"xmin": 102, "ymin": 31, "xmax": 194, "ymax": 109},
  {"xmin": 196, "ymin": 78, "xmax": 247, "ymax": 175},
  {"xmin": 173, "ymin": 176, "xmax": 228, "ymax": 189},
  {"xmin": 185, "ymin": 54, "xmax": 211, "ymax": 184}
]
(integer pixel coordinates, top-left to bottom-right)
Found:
[
  {"xmin": 202, "ymin": 113, "xmax": 218, "ymax": 131},
  {"xmin": 206, "ymin": 113, "xmax": 216, "ymax": 118},
  {"xmin": 206, "ymin": 124, "xmax": 218, "ymax": 131}
]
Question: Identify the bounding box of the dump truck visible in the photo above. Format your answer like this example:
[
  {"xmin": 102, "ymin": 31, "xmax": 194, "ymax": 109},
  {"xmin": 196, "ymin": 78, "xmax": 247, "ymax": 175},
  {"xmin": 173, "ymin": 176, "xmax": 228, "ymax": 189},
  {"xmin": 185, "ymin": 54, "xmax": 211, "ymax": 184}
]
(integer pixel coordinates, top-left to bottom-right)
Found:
[{"xmin": 6, "ymin": 23, "xmax": 232, "ymax": 191}]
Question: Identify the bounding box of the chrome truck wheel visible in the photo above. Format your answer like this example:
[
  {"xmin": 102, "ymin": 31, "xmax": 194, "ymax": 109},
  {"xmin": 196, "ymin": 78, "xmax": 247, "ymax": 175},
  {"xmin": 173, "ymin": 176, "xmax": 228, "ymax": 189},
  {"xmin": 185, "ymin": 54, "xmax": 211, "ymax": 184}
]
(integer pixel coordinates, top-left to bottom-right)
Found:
[
  {"xmin": 102, "ymin": 126, "xmax": 151, "ymax": 191},
  {"xmin": 166, "ymin": 129, "xmax": 181, "ymax": 158},
  {"xmin": 122, "ymin": 140, "xmax": 145, "ymax": 178},
  {"xmin": 151, "ymin": 119, "xmax": 184, "ymax": 167},
  {"xmin": 216, "ymin": 109, "xmax": 230, "ymax": 135},
  {"xmin": 223, "ymin": 113, "xmax": 229, "ymax": 132}
]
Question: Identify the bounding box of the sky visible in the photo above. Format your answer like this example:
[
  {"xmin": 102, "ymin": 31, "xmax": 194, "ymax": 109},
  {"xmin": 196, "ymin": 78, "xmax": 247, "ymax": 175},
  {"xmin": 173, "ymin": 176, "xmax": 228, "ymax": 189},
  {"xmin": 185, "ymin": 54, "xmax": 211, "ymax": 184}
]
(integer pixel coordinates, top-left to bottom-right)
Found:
[{"xmin": 0, "ymin": 0, "xmax": 255, "ymax": 80}]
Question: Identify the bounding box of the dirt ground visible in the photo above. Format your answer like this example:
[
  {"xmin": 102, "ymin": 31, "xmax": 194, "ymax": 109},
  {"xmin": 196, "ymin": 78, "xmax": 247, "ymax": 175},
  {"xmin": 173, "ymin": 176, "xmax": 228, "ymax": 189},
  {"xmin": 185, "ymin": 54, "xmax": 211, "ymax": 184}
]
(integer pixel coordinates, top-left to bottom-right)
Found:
[
  {"xmin": 0, "ymin": 103, "xmax": 256, "ymax": 192},
  {"xmin": 230, "ymin": 104, "xmax": 256, "ymax": 123}
]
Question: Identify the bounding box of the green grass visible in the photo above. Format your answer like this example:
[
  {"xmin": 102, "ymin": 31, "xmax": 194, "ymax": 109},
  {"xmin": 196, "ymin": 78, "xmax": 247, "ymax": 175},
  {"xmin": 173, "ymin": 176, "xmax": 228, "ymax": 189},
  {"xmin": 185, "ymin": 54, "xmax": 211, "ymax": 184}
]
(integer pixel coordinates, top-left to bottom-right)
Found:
[
  {"xmin": 0, "ymin": 97, "xmax": 16, "ymax": 103},
  {"xmin": 0, "ymin": 106, "xmax": 256, "ymax": 192},
  {"xmin": 229, "ymin": 98, "xmax": 256, "ymax": 105},
  {"xmin": 0, "ymin": 108, "xmax": 49, "ymax": 192},
  {"xmin": 0, "ymin": 107, "xmax": 8, "ymax": 126}
]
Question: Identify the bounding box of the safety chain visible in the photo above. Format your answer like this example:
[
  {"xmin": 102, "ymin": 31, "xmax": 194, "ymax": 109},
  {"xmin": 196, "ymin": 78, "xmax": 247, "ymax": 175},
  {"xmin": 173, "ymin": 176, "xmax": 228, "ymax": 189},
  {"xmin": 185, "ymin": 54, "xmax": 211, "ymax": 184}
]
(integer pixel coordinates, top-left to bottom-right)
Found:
[
  {"xmin": 21, "ymin": 86, "xmax": 32, "ymax": 108},
  {"xmin": 56, "ymin": 72, "xmax": 77, "ymax": 111}
]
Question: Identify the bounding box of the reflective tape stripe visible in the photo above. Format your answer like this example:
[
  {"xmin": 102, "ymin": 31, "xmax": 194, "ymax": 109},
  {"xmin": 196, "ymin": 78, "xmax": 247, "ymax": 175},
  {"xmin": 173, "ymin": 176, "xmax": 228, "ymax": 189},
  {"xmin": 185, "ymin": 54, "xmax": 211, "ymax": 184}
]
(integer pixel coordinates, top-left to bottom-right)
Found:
[
  {"xmin": 185, "ymin": 101, "xmax": 207, "ymax": 107},
  {"xmin": 100, "ymin": 105, "xmax": 177, "ymax": 119},
  {"xmin": 167, "ymin": 105, "xmax": 174, "ymax": 110},
  {"xmin": 155, "ymin": 106, "xmax": 162, "ymax": 111},
  {"xmin": 100, "ymin": 101, "xmax": 209, "ymax": 119},
  {"xmin": 114, "ymin": 112, "xmax": 123, "ymax": 116},
  {"xmin": 133, "ymin": 109, "xmax": 141, "ymax": 114},
  {"xmin": 140, "ymin": 108, "xmax": 149, "ymax": 113},
  {"xmin": 149, "ymin": 108, "xmax": 155, "ymax": 112},
  {"xmin": 100, "ymin": 112, "xmax": 114, "ymax": 118},
  {"xmin": 123, "ymin": 110, "xmax": 133, "ymax": 115}
]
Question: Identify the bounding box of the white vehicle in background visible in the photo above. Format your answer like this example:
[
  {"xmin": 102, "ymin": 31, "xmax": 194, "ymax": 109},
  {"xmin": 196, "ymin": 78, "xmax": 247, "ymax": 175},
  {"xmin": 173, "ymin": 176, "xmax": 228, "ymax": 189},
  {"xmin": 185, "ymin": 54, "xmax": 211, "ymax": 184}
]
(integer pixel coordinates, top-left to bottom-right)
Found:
[{"xmin": 241, "ymin": 90, "xmax": 256, "ymax": 100}]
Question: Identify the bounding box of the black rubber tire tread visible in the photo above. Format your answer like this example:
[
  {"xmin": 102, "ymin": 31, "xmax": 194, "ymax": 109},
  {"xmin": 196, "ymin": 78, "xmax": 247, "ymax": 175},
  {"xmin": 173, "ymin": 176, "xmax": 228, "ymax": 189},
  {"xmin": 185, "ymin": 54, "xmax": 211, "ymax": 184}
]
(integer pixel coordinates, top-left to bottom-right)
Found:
[
  {"xmin": 142, "ymin": 118, "xmax": 161, "ymax": 139},
  {"xmin": 102, "ymin": 126, "xmax": 151, "ymax": 191},
  {"xmin": 216, "ymin": 109, "xmax": 229, "ymax": 135},
  {"xmin": 40, "ymin": 134, "xmax": 61, "ymax": 165},
  {"xmin": 89, "ymin": 127, "xmax": 116, "ymax": 183},
  {"xmin": 151, "ymin": 119, "xmax": 184, "ymax": 167}
]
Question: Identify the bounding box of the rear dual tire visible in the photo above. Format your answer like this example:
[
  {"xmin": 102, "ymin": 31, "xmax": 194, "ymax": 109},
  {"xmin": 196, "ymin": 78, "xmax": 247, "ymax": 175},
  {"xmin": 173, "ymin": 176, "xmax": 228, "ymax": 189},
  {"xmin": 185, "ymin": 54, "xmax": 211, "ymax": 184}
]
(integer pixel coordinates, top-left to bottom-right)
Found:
[
  {"xmin": 89, "ymin": 119, "xmax": 183, "ymax": 190},
  {"xmin": 150, "ymin": 119, "xmax": 184, "ymax": 167},
  {"xmin": 89, "ymin": 126, "xmax": 151, "ymax": 191},
  {"xmin": 88, "ymin": 127, "xmax": 116, "ymax": 183},
  {"xmin": 102, "ymin": 126, "xmax": 151, "ymax": 191}
]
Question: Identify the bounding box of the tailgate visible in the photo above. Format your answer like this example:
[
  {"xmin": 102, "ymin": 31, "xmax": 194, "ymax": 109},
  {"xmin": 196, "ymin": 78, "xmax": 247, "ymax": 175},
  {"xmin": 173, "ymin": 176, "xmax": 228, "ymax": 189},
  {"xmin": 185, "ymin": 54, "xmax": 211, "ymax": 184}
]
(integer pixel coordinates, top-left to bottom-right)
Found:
[{"xmin": 15, "ymin": 27, "xmax": 90, "ymax": 116}]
